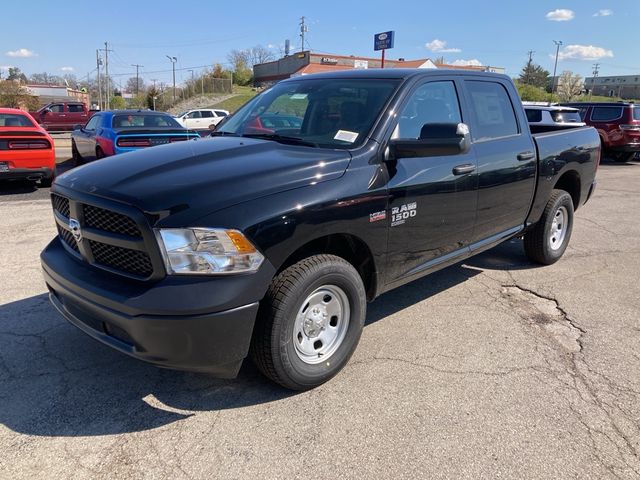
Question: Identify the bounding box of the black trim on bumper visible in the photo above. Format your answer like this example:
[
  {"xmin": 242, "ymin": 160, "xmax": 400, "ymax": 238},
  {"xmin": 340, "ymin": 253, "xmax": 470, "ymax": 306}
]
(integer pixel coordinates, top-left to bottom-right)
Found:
[
  {"xmin": 0, "ymin": 167, "xmax": 53, "ymax": 181},
  {"xmin": 610, "ymin": 144, "xmax": 640, "ymax": 153}
]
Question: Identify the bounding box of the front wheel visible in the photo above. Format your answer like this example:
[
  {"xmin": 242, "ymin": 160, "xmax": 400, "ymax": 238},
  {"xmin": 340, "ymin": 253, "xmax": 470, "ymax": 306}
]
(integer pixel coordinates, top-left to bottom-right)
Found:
[
  {"xmin": 250, "ymin": 254, "xmax": 366, "ymax": 390},
  {"xmin": 524, "ymin": 189, "xmax": 574, "ymax": 265}
]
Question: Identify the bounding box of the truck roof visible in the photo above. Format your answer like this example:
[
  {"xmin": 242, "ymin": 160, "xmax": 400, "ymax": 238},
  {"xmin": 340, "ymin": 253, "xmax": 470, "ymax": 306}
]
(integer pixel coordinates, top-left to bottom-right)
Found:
[{"xmin": 280, "ymin": 68, "xmax": 510, "ymax": 82}]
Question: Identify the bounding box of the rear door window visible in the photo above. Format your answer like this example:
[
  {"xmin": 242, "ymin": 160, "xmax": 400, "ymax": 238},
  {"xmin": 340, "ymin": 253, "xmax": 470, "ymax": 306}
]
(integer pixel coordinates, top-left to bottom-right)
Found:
[
  {"xmin": 200, "ymin": 111, "xmax": 214, "ymax": 118},
  {"xmin": 591, "ymin": 107, "xmax": 623, "ymax": 121},
  {"xmin": 466, "ymin": 81, "xmax": 519, "ymax": 140},
  {"xmin": 68, "ymin": 104, "xmax": 85, "ymax": 113},
  {"xmin": 633, "ymin": 107, "xmax": 640, "ymax": 121}
]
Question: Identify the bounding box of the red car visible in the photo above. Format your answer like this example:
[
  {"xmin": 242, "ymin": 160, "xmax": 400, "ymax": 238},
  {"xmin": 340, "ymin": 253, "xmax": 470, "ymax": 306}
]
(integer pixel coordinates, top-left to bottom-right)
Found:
[
  {"xmin": 562, "ymin": 102, "xmax": 640, "ymax": 162},
  {"xmin": 0, "ymin": 108, "xmax": 56, "ymax": 187}
]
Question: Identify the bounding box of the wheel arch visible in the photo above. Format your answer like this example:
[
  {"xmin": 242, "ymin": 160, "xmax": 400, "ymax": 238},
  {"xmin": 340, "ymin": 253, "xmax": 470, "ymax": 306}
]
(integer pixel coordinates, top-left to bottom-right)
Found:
[
  {"xmin": 553, "ymin": 169, "xmax": 581, "ymax": 210},
  {"xmin": 276, "ymin": 233, "xmax": 379, "ymax": 302}
]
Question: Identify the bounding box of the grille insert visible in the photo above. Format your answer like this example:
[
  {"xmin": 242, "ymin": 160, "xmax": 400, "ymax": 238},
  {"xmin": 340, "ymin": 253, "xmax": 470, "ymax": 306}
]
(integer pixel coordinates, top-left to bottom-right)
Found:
[
  {"xmin": 57, "ymin": 224, "xmax": 79, "ymax": 252},
  {"xmin": 83, "ymin": 205, "xmax": 141, "ymax": 237},
  {"xmin": 52, "ymin": 194, "xmax": 70, "ymax": 218},
  {"xmin": 89, "ymin": 240, "xmax": 153, "ymax": 277}
]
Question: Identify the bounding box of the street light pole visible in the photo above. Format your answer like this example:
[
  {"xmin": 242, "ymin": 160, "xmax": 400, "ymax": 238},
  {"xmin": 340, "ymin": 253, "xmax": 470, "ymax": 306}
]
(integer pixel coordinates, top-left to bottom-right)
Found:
[
  {"xmin": 166, "ymin": 55, "xmax": 177, "ymax": 104},
  {"xmin": 550, "ymin": 40, "xmax": 563, "ymax": 104}
]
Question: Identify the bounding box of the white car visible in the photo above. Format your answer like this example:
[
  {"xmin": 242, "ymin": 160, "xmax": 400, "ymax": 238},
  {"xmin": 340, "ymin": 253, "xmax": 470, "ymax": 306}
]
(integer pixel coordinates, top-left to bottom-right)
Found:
[
  {"xmin": 175, "ymin": 109, "xmax": 230, "ymax": 130},
  {"xmin": 523, "ymin": 104, "xmax": 585, "ymax": 129}
]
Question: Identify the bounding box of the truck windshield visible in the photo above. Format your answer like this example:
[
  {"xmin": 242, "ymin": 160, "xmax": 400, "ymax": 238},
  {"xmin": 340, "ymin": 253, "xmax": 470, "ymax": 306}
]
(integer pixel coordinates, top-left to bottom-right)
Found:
[{"xmin": 216, "ymin": 78, "xmax": 401, "ymax": 149}]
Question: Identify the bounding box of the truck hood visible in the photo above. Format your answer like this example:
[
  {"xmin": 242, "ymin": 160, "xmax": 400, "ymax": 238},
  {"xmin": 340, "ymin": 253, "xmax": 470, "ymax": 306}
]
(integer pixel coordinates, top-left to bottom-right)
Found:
[{"xmin": 55, "ymin": 136, "xmax": 351, "ymax": 224}]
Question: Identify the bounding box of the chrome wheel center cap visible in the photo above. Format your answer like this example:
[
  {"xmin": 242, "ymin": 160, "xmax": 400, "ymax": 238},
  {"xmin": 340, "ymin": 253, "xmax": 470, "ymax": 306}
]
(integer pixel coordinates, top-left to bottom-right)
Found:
[{"xmin": 303, "ymin": 306, "xmax": 327, "ymax": 338}]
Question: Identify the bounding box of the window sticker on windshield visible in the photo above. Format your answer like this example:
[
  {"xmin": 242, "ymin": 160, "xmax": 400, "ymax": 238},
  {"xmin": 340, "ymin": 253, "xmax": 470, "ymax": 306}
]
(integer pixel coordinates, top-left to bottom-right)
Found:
[
  {"xmin": 290, "ymin": 93, "xmax": 308, "ymax": 100},
  {"xmin": 334, "ymin": 130, "xmax": 359, "ymax": 143}
]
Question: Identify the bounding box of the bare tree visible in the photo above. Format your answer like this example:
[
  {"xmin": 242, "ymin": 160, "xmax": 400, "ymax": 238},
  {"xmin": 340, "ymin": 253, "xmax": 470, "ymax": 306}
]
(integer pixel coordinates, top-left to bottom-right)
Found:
[
  {"xmin": 247, "ymin": 45, "xmax": 275, "ymax": 66},
  {"xmin": 556, "ymin": 71, "xmax": 583, "ymax": 102}
]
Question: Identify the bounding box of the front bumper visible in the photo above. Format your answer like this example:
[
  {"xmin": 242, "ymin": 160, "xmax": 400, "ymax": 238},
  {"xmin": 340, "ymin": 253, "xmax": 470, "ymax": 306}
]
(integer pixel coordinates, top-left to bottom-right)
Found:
[{"xmin": 41, "ymin": 237, "xmax": 274, "ymax": 377}]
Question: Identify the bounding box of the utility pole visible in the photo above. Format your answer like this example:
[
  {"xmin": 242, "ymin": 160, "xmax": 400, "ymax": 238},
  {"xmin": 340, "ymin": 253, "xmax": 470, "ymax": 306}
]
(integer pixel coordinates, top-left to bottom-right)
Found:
[
  {"xmin": 150, "ymin": 79, "xmax": 158, "ymax": 110},
  {"xmin": 524, "ymin": 50, "xmax": 535, "ymax": 85},
  {"xmin": 527, "ymin": 50, "xmax": 535, "ymax": 63},
  {"xmin": 590, "ymin": 63, "xmax": 600, "ymax": 98},
  {"xmin": 102, "ymin": 42, "xmax": 113, "ymax": 109},
  {"xmin": 550, "ymin": 40, "xmax": 563, "ymax": 104},
  {"xmin": 96, "ymin": 50, "xmax": 103, "ymax": 110},
  {"xmin": 188, "ymin": 69, "xmax": 194, "ymax": 97},
  {"xmin": 166, "ymin": 55, "xmax": 177, "ymax": 104},
  {"xmin": 131, "ymin": 64, "xmax": 143, "ymax": 95},
  {"xmin": 299, "ymin": 16, "xmax": 308, "ymax": 52}
]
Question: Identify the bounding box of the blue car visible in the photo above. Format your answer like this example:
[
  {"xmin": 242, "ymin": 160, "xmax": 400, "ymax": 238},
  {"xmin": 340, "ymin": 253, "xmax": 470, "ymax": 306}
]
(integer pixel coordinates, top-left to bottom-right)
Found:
[{"xmin": 71, "ymin": 110, "xmax": 199, "ymax": 162}]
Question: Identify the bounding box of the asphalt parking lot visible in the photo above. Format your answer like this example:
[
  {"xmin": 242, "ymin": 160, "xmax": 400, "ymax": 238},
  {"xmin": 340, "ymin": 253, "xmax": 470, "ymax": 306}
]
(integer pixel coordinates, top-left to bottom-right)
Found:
[{"xmin": 1, "ymin": 154, "xmax": 639, "ymax": 479}]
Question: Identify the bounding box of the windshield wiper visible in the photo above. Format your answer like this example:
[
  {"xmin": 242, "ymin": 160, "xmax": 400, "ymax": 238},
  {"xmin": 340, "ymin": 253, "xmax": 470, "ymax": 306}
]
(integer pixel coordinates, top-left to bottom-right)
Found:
[{"xmin": 241, "ymin": 133, "xmax": 318, "ymax": 148}]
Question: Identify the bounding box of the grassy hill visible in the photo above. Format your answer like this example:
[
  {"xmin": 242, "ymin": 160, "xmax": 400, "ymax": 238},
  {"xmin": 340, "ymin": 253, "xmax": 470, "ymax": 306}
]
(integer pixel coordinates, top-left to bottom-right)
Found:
[{"xmin": 208, "ymin": 86, "xmax": 258, "ymax": 112}]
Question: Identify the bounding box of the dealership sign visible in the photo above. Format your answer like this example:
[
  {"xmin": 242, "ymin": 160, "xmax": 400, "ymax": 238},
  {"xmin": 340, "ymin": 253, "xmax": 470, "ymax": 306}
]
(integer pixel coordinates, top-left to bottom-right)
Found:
[{"xmin": 374, "ymin": 31, "xmax": 395, "ymax": 51}]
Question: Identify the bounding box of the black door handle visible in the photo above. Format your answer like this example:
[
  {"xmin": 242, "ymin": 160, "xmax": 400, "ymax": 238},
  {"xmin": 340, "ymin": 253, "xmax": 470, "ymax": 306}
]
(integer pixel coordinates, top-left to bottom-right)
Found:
[
  {"xmin": 452, "ymin": 164, "xmax": 476, "ymax": 175},
  {"xmin": 517, "ymin": 151, "xmax": 535, "ymax": 161}
]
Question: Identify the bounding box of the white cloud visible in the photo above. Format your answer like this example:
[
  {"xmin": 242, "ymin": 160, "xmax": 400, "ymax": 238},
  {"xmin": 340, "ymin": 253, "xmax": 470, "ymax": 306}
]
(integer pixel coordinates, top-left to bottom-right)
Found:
[
  {"xmin": 425, "ymin": 39, "xmax": 461, "ymax": 53},
  {"xmin": 546, "ymin": 9, "xmax": 575, "ymax": 21},
  {"xmin": 450, "ymin": 59, "xmax": 482, "ymax": 67},
  {"xmin": 593, "ymin": 9, "xmax": 612, "ymax": 17},
  {"xmin": 267, "ymin": 44, "xmax": 275, "ymax": 49},
  {"xmin": 60, "ymin": 66, "xmax": 74, "ymax": 72},
  {"xmin": 557, "ymin": 44, "xmax": 613, "ymax": 61},
  {"xmin": 5, "ymin": 48, "xmax": 37, "ymax": 58}
]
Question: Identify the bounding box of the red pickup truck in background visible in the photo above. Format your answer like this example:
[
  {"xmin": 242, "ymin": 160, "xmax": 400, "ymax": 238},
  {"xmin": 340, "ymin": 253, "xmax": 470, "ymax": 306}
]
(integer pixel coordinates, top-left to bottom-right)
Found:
[{"xmin": 30, "ymin": 102, "xmax": 97, "ymax": 131}]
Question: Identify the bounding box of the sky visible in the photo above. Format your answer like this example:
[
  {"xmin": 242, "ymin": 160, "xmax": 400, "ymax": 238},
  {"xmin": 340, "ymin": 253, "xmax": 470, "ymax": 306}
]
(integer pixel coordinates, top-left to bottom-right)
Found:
[{"xmin": 0, "ymin": 0, "xmax": 638, "ymax": 89}]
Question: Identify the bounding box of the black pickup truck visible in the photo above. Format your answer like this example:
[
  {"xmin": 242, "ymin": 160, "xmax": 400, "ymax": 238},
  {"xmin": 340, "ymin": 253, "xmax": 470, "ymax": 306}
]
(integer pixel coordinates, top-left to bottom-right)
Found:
[{"xmin": 41, "ymin": 70, "xmax": 599, "ymax": 390}]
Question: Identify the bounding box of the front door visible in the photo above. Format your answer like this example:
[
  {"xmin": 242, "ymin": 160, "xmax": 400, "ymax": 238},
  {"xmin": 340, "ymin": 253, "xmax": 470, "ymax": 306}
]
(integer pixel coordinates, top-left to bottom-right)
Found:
[
  {"xmin": 385, "ymin": 79, "xmax": 478, "ymax": 284},
  {"xmin": 42, "ymin": 103, "xmax": 65, "ymax": 130}
]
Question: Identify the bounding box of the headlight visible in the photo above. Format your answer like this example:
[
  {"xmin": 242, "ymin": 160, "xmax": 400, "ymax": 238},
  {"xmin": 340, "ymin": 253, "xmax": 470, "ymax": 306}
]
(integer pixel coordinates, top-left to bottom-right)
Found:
[{"xmin": 156, "ymin": 228, "xmax": 264, "ymax": 275}]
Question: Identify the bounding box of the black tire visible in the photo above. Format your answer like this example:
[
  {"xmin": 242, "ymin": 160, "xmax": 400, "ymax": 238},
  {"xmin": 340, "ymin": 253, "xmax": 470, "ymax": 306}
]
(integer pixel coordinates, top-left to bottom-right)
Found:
[
  {"xmin": 524, "ymin": 189, "xmax": 574, "ymax": 265},
  {"xmin": 95, "ymin": 147, "xmax": 105, "ymax": 160},
  {"xmin": 612, "ymin": 152, "xmax": 636, "ymax": 163},
  {"xmin": 250, "ymin": 254, "xmax": 366, "ymax": 390},
  {"xmin": 71, "ymin": 140, "xmax": 82, "ymax": 165}
]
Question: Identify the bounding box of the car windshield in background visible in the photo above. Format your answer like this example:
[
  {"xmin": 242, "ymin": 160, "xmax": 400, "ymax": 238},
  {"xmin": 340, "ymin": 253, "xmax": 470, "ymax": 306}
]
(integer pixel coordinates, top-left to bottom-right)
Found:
[
  {"xmin": 551, "ymin": 110, "xmax": 582, "ymax": 123},
  {"xmin": 0, "ymin": 114, "xmax": 35, "ymax": 127},
  {"xmin": 217, "ymin": 78, "xmax": 401, "ymax": 149},
  {"xmin": 112, "ymin": 114, "xmax": 182, "ymax": 128}
]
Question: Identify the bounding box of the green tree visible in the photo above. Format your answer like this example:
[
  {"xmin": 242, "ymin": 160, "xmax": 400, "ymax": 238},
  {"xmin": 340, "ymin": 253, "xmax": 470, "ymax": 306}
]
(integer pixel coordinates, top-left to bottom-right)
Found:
[
  {"xmin": 110, "ymin": 95, "xmax": 126, "ymax": 110},
  {"xmin": 7, "ymin": 67, "xmax": 28, "ymax": 84},
  {"xmin": 519, "ymin": 61, "xmax": 550, "ymax": 88}
]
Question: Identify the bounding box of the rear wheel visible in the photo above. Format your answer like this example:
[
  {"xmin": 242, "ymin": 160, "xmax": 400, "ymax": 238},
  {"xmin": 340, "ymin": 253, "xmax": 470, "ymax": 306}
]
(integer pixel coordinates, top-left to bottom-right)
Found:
[
  {"xmin": 250, "ymin": 254, "xmax": 366, "ymax": 390},
  {"xmin": 95, "ymin": 147, "xmax": 105, "ymax": 160},
  {"xmin": 524, "ymin": 189, "xmax": 574, "ymax": 265}
]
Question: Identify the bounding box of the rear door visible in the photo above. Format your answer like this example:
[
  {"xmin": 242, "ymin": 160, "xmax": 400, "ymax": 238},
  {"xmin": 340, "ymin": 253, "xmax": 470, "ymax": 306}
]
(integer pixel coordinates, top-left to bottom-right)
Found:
[
  {"xmin": 199, "ymin": 110, "xmax": 215, "ymax": 128},
  {"xmin": 588, "ymin": 106, "xmax": 624, "ymax": 147},
  {"xmin": 67, "ymin": 103, "xmax": 88, "ymax": 127},
  {"xmin": 461, "ymin": 79, "xmax": 536, "ymax": 246},
  {"xmin": 385, "ymin": 78, "xmax": 478, "ymax": 283}
]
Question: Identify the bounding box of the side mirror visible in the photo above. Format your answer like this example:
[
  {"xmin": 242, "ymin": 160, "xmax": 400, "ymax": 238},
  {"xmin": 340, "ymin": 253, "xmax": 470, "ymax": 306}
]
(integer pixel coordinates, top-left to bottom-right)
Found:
[
  {"xmin": 41, "ymin": 108, "xmax": 51, "ymax": 116},
  {"xmin": 73, "ymin": 124, "xmax": 83, "ymax": 131},
  {"xmin": 388, "ymin": 122, "xmax": 471, "ymax": 160}
]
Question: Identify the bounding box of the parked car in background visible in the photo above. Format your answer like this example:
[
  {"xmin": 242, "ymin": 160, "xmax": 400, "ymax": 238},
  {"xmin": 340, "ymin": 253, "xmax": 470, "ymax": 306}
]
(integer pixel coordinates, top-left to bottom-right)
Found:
[
  {"xmin": 71, "ymin": 110, "xmax": 199, "ymax": 163},
  {"xmin": 523, "ymin": 104, "xmax": 585, "ymax": 133},
  {"xmin": 560, "ymin": 102, "xmax": 640, "ymax": 162},
  {"xmin": 30, "ymin": 102, "xmax": 96, "ymax": 131},
  {"xmin": 0, "ymin": 108, "xmax": 55, "ymax": 187},
  {"xmin": 175, "ymin": 109, "xmax": 229, "ymax": 131}
]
